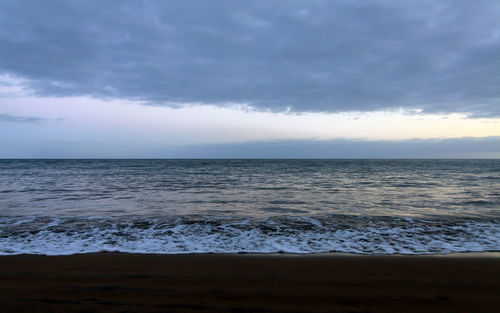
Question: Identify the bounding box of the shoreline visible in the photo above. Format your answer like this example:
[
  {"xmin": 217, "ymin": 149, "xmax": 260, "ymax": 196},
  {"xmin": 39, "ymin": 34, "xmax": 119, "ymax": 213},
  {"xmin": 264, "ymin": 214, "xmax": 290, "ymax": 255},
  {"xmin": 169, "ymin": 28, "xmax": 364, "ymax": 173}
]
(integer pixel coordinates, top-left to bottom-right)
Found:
[
  {"xmin": 1, "ymin": 252, "xmax": 499, "ymax": 312},
  {"xmin": 2, "ymin": 250, "xmax": 499, "ymax": 257}
]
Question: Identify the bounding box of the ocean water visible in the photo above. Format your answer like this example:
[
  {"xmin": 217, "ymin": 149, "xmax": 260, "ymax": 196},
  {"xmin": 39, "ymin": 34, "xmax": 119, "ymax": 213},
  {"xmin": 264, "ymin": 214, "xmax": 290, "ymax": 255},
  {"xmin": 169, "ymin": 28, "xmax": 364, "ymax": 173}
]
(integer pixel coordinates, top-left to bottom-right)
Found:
[{"xmin": 0, "ymin": 159, "xmax": 498, "ymax": 255}]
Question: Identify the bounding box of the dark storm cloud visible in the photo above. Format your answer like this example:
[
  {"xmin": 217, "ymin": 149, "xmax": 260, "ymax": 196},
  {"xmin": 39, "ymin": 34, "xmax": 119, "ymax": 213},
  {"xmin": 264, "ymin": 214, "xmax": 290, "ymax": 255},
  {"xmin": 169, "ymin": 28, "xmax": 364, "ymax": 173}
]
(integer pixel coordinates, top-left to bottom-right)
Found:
[{"xmin": 1, "ymin": 1, "xmax": 500, "ymax": 116}]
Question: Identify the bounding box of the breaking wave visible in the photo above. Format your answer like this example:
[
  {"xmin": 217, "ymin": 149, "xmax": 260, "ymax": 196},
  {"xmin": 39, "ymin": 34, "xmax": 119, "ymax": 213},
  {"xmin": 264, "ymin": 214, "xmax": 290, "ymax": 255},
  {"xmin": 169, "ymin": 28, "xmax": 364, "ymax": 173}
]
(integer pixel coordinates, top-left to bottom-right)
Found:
[{"xmin": 1, "ymin": 214, "xmax": 498, "ymax": 255}]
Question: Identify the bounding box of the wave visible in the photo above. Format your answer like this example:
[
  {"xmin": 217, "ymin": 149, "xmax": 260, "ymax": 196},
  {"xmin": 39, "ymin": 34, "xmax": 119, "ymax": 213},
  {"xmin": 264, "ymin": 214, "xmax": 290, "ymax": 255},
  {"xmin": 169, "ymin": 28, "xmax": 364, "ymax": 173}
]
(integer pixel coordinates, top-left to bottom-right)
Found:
[{"xmin": 1, "ymin": 214, "xmax": 498, "ymax": 255}]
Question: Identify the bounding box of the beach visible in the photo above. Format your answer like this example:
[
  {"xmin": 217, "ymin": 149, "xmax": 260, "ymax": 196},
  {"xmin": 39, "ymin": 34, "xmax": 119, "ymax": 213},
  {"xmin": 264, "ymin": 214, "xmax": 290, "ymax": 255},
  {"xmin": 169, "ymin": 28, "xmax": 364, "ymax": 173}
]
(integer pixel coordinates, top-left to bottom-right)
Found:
[{"xmin": 1, "ymin": 253, "xmax": 499, "ymax": 313}]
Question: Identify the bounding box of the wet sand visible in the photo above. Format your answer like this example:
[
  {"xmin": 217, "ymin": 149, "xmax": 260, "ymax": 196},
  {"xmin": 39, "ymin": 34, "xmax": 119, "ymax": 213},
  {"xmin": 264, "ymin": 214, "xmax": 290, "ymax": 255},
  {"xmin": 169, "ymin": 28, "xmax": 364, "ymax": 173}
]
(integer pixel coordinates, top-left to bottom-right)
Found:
[{"xmin": 0, "ymin": 253, "xmax": 499, "ymax": 313}]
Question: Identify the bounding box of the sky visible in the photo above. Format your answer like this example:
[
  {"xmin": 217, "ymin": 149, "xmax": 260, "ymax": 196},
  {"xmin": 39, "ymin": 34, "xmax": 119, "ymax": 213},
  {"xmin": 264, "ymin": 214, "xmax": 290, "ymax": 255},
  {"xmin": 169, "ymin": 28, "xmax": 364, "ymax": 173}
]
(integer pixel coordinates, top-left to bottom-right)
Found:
[{"xmin": 1, "ymin": 0, "xmax": 499, "ymax": 158}]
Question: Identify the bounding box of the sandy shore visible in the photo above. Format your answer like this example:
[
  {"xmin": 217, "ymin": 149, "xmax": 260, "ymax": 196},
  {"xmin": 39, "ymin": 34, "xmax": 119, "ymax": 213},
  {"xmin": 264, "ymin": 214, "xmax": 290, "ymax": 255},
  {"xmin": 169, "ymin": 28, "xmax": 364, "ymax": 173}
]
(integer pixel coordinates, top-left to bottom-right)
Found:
[{"xmin": 0, "ymin": 253, "xmax": 499, "ymax": 313}]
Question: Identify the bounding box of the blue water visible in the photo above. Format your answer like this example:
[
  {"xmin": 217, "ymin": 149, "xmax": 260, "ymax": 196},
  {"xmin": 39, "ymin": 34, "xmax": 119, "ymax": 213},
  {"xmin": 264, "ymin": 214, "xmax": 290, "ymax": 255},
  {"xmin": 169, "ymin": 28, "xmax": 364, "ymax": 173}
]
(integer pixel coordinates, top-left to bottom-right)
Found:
[{"xmin": 0, "ymin": 159, "xmax": 498, "ymax": 255}]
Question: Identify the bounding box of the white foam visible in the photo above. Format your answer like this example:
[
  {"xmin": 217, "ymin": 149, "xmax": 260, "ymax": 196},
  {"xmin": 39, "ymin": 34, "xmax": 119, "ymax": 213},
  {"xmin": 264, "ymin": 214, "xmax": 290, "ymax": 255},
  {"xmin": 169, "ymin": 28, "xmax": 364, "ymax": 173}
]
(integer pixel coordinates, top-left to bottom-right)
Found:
[{"xmin": 0, "ymin": 216, "xmax": 498, "ymax": 255}]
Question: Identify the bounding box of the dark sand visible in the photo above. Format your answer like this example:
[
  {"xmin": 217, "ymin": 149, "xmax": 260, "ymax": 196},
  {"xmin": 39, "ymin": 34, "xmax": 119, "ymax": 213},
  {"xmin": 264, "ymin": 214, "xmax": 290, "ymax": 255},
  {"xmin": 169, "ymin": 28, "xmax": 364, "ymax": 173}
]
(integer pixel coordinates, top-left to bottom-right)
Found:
[{"xmin": 0, "ymin": 253, "xmax": 499, "ymax": 313}]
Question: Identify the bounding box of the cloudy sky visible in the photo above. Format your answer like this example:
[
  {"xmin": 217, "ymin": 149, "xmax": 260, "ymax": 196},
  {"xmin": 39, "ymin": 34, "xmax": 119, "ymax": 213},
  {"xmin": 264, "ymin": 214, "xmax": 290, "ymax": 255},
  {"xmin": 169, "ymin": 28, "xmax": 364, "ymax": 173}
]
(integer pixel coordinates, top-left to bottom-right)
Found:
[{"xmin": 1, "ymin": 0, "xmax": 499, "ymax": 158}]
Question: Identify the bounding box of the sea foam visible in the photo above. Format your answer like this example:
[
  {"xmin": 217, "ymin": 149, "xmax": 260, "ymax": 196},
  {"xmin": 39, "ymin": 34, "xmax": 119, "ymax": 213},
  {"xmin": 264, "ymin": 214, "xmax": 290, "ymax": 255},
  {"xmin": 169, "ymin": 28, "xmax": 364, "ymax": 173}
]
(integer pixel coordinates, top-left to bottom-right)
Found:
[{"xmin": 1, "ymin": 215, "xmax": 498, "ymax": 255}]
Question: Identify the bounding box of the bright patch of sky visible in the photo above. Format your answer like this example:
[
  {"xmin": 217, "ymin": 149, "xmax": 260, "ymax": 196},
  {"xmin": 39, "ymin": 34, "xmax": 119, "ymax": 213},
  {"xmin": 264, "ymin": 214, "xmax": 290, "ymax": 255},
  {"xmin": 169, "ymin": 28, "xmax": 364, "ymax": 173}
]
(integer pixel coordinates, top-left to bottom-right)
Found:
[{"xmin": 1, "ymin": 93, "xmax": 499, "ymax": 145}]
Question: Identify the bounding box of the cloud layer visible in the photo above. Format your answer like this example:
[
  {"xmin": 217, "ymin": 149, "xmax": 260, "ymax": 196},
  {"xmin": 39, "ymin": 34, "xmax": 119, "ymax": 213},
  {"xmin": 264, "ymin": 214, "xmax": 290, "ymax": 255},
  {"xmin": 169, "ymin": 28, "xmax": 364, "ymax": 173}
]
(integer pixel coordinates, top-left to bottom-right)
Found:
[
  {"xmin": 163, "ymin": 137, "xmax": 500, "ymax": 159},
  {"xmin": 2, "ymin": 136, "xmax": 499, "ymax": 159},
  {"xmin": 0, "ymin": 113, "xmax": 47, "ymax": 124},
  {"xmin": 1, "ymin": 1, "xmax": 500, "ymax": 116}
]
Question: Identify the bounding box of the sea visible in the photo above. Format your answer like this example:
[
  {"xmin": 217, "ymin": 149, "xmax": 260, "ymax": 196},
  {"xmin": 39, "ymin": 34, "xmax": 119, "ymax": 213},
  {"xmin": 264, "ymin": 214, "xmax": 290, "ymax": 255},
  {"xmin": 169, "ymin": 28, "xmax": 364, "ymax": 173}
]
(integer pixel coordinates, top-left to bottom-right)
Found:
[{"xmin": 0, "ymin": 159, "xmax": 498, "ymax": 255}]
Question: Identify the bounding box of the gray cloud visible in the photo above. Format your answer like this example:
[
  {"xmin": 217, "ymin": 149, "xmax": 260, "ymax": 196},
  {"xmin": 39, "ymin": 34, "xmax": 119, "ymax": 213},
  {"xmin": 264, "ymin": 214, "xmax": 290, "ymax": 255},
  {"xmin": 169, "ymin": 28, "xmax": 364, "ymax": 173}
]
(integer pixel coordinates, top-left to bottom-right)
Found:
[
  {"xmin": 0, "ymin": 113, "xmax": 47, "ymax": 123},
  {"xmin": 163, "ymin": 137, "xmax": 500, "ymax": 159},
  {"xmin": 3, "ymin": 136, "xmax": 498, "ymax": 159},
  {"xmin": 1, "ymin": 1, "xmax": 500, "ymax": 116}
]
